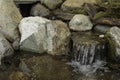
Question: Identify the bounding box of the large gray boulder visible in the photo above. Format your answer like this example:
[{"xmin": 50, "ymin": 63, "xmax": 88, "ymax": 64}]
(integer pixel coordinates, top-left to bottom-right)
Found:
[
  {"xmin": 0, "ymin": 0, "xmax": 22, "ymax": 43},
  {"xmin": 30, "ymin": 3, "xmax": 50, "ymax": 17},
  {"xmin": 19, "ymin": 17, "xmax": 70, "ymax": 55},
  {"xmin": 0, "ymin": 33, "xmax": 14, "ymax": 65},
  {"xmin": 106, "ymin": 27, "xmax": 120, "ymax": 61},
  {"xmin": 41, "ymin": 0, "xmax": 63, "ymax": 10},
  {"xmin": 69, "ymin": 14, "xmax": 93, "ymax": 31}
]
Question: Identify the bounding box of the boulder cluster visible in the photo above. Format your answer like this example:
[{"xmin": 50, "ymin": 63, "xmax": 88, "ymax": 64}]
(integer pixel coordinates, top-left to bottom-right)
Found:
[{"xmin": 0, "ymin": 0, "xmax": 120, "ymax": 64}]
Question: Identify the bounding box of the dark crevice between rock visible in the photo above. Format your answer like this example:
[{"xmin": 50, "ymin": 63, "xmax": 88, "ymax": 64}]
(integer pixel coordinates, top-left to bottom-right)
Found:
[{"xmin": 17, "ymin": 2, "xmax": 40, "ymax": 17}]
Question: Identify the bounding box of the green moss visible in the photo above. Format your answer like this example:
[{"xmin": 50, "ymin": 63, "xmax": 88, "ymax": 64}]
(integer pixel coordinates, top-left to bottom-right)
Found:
[
  {"xmin": 93, "ymin": 11, "xmax": 109, "ymax": 20},
  {"xmin": 105, "ymin": 31, "xmax": 116, "ymax": 61}
]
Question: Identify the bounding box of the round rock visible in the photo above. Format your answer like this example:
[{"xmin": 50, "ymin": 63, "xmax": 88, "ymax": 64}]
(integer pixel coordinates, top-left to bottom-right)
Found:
[{"xmin": 69, "ymin": 14, "xmax": 93, "ymax": 31}]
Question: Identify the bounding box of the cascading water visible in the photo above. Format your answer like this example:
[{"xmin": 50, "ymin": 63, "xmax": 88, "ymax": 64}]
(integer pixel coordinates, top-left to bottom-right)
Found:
[{"xmin": 68, "ymin": 32, "xmax": 108, "ymax": 76}]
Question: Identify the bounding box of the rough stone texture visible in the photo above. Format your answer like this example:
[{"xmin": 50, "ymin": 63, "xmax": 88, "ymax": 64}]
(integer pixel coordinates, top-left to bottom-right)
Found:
[
  {"xmin": 9, "ymin": 71, "xmax": 29, "ymax": 80},
  {"xmin": 14, "ymin": 0, "xmax": 39, "ymax": 4},
  {"xmin": 53, "ymin": 9, "xmax": 75, "ymax": 21},
  {"xmin": 106, "ymin": 27, "xmax": 120, "ymax": 61},
  {"xmin": 69, "ymin": 14, "xmax": 93, "ymax": 31},
  {"xmin": 61, "ymin": 0, "xmax": 97, "ymax": 11},
  {"xmin": 30, "ymin": 3, "xmax": 50, "ymax": 17},
  {"xmin": 0, "ymin": 0, "xmax": 22, "ymax": 43},
  {"xmin": 0, "ymin": 33, "xmax": 14, "ymax": 65},
  {"xmin": 19, "ymin": 17, "xmax": 70, "ymax": 55},
  {"xmin": 41, "ymin": 0, "xmax": 63, "ymax": 10}
]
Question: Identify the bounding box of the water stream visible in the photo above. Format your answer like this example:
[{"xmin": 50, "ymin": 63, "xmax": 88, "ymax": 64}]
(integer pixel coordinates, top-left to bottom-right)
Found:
[
  {"xmin": 68, "ymin": 32, "xmax": 108, "ymax": 76},
  {"xmin": 0, "ymin": 32, "xmax": 120, "ymax": 80}
]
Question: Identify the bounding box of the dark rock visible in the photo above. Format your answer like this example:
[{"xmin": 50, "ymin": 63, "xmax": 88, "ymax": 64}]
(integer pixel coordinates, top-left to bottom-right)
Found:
[
  {"xmin": 94, "ymin": 17, "xmax": 120, "ymax": 26},
  {"xmin": 53, "ymin": 9, "xmax": 75, "ymax": 21},
  {"xmin": 93, "ymin": 25, "xmax": 111, "ymax": 34}
]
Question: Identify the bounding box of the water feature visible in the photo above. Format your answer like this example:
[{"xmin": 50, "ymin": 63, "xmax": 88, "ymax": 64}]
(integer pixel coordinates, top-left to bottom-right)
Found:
[{"xmin": 68, "ymin": 31, "xmax": 109, "ymax": 76}]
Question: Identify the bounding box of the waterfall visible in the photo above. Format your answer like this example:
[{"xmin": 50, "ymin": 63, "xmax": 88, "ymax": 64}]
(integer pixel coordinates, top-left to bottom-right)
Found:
[
  {"xmin": 67, "ymin": 32, "xmax": 108, "ymax": 76},
  {"xmin": 73, "ymin": 44, "xmax": 106, "ymax": 65}
]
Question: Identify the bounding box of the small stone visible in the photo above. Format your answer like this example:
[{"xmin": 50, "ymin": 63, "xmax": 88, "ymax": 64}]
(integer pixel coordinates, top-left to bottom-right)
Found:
[
  {"xmin": 69, "ymin": 14, "xmax": 93, "ymax": 31},
  {"xmin": 30, "ymin": 3, "xmax": 50, "ymax": 17},
  {"xmin": 41, "ymin": 0, "xmax": 63, "ymax": 10}
]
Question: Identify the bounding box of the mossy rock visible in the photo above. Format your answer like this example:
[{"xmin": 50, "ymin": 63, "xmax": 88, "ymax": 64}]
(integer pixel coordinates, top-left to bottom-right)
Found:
[{"xmin": 105, "ymin": 27, "xmax": 120, "ymax": 62}]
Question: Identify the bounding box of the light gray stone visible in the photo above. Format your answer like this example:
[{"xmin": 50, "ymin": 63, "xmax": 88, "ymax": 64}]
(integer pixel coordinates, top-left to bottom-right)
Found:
[
  {"xmin": 0, "ymin": 0, "xmax": 22, "ymax": 43},
  {"xmin": 69, "ymin": 14, "xmax": 93, "ymax": 31},
  {"xmin": 41, "ymin": 0, "xmax": 63, "ymax": 10},
  {"xmin": 0, "ymin": 33, "xmax": 14, "ymax": 65},
  {"xmin": 30, "ymin": 3, "xmax": 50, "ymax": 17},
  {"xmin": 19, "ymin": 17, "xmax": 70, "ymax": 55}
]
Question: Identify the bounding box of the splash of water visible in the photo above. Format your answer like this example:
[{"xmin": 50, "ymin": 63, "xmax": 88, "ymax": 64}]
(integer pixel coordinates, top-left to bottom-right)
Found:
[{"xmin": 67, "ymin": 60, "xmax": 108, "ymax": 76}]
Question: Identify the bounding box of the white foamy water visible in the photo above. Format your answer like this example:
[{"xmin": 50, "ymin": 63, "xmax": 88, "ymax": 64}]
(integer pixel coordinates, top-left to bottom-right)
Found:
[{"xmin": 67, "ymin": 60, "xmax": 109, "ymax": 76}]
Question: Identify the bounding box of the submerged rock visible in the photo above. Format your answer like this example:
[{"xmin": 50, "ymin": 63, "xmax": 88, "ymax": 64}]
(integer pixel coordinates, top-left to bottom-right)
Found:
[
  {"xmin": 0, "ymin": 0, "xmax": 22, "ymax": 42},
  {"xmin": 19, "ymin": 55, "xmax": 73, "ymax": 80},
  {"xmin": 9, "ymin": 71, "xmax": 29, "ymax": 80},
  {"xmin": 19, "ymin": 17, "xmax": 70, "ymax": 55},
  {"xmin": 30, "ymin": 3, "xmax": 50, "ymax": 17},
  {"xmin": 71, "ymin": 32, "xmax": 107, "ymax": 65},
  {"xmin": 69, "ymin": 14, "xmax": 93, "ymax": 31},
  {"xmin": 106, "ymin": 27, "xmax": 120, "ymax": 61},
  {"xmin": 41, "ymin": 0, "xmax": 63, "ymax": 10},
  {"xmin": 0, "ymin": 33, "xmax": 14, "ymax": 65}
]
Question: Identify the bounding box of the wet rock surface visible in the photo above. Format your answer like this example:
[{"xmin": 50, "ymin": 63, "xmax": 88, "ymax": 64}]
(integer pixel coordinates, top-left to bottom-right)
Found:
[
  {"xmin": 71, "ymin": 31, "xmax": 107, "ymax": 64},
  {"xmin": 19, "ymin": 54, "xmax": 74, "ymax": 80},
  {"xmin": 106, "ymin": 27, "xmax": 120, "ymax": 62}
]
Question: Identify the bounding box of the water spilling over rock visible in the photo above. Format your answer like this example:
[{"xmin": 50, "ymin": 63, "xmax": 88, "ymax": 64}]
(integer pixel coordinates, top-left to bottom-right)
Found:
[{"xmin": 68, "ymin": 32, "xmax": 108, "ymax": 76}]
